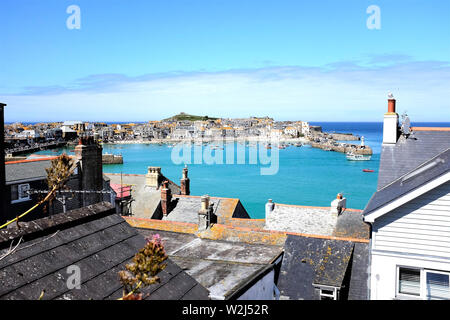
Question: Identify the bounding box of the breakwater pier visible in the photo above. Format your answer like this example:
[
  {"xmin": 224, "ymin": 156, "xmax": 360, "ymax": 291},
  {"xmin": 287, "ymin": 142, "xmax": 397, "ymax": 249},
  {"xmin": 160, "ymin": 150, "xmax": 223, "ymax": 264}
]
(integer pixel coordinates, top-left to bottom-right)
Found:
[
  {"xmin": 102, "ymin": 153, "xmax": 123, "ymax": 164},
  {"xmin": 4, "ymin": 141, "xmax": 67, "ymax": 156},
  {"xmin": 307, "ymin": 131, "xmax": 372, "ymax": 155},
  {"xmin": 310, "ymin": 141, "xmax": 372, "ymax": 155}
]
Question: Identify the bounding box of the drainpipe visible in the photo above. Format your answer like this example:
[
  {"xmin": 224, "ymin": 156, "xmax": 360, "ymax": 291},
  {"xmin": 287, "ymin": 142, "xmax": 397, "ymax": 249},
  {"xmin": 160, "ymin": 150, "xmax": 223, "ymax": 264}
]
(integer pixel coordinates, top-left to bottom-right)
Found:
[{"xmin": 0, "ymin": 103, "xmax": 6, "ymax": 222}]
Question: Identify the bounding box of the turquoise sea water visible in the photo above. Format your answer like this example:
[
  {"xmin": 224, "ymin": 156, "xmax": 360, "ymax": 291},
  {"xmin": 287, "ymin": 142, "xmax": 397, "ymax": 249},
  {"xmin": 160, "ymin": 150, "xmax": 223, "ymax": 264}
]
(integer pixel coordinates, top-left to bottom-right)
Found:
[{"xmin": 35, "ymin": 121, "xmax": 450, "ymax": 218}]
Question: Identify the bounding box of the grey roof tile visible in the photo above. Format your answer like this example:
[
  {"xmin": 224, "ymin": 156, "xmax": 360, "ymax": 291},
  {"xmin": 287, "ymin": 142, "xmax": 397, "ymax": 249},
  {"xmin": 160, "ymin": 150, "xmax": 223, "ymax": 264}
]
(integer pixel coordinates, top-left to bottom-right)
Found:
[
  {"xmin": 0, "ymin": 202, "xmax": 209, "ymax": 300},
  {"xmin": 277, "ymin": 235, "xmax": 369, "ymax": 300},
  {"xmin": 377, "ymin": 131, "xmax": 450, "ymax": 189},
  {"xmin": 5, "ymin": 160, "xmax": 52, "ymax": 184},
  {"xmin": 364, "ymin": 148, "xmax": 450, "ymax": 215},
  {"xmin": 135, "ymin": 228, "xmax": 282, "ymax": 299},
  {"xmin": 162, "ymin": 197, "xmax": 222, "ymax": 224}
]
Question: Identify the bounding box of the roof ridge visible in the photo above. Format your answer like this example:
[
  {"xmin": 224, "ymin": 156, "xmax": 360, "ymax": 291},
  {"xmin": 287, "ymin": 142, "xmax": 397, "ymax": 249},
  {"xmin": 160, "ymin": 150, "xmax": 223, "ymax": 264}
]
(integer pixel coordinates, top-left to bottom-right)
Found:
[
  {"xmin": 174, "ymin": 194, "xmax": 239, "ymax": 201},
  {"xmin": 5, "ymin": 156, "xmax": 60, "ymax": 165},
  {"xmin": 0, "ymin": 202, "xmax": 115, "ymax": 247},
  {"xmin": 274, "ymin": 203, "xmax": 363, "ymax": 212},
  {"xmin": 6, "ymin": 155, "xmax": 77, "ymax": 165},
  {"xmin": 411, "ymin": 127, "xmax": 450, "ymax": 132}
]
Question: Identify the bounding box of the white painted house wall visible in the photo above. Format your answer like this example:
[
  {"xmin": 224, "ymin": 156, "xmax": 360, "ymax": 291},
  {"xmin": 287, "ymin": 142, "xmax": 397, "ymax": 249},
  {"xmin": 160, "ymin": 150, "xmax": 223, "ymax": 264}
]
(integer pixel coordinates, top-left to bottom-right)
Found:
[
  {"xmin": 370, "ymin": 181, "xmax": 450, "ymax": 300},
  {"xmin": 237, "ymin": 269, "xmax": 277, "ymax": 300}
]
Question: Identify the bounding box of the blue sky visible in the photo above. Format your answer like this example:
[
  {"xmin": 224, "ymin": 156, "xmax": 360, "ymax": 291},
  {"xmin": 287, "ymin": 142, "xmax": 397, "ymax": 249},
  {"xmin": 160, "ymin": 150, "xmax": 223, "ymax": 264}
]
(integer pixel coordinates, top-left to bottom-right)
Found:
[{"xmin": 1, "ymin": 0, "xmax": 449, "ymax": 122}]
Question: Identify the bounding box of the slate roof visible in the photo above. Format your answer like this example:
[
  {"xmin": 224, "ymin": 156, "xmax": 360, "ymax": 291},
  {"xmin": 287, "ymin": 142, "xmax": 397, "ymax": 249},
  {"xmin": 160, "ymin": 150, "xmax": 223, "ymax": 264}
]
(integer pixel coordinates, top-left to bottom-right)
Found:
[
  {"xmin": 265, "ymin": 206, "xmax": 336, "ymax": 236},
  {"xmin": 5, "ymin": 156, "xmax": 80, "ymax": 185},
  {"xmin": 363, "ymin": 148, "xmax": 450, "ymax": 216},
  {"xmin": 0, "ymin": 202, "xmax": 209, "ymax": 300},
  {"xmin": 5, "ymin": 159, "xmax": 53, "ymax": 184},
  {"xmin": 136, "ymin": 228, "xmax": 283, "ymax": 300},
  {"xmin": 163, "ymin": 196, "xmax": 222, "ymax": 224},
  {"xmin": 377, "ymin": 130, "xmax": 450, "ymax": 190},
  {"xmin": 277, "ymin": 235, "xmax": 369, "ymax": 300},
  {"xmin": 265, "ymin": 204, "xmax": 370, "ymax": 240}
]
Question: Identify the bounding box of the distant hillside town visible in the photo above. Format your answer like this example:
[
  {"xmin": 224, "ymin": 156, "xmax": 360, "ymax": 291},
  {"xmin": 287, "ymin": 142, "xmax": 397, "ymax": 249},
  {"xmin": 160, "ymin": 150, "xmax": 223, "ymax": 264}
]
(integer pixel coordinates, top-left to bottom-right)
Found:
[{"xmin": 4, "ymin": 113, "xmax": 370, "ymax": 156}]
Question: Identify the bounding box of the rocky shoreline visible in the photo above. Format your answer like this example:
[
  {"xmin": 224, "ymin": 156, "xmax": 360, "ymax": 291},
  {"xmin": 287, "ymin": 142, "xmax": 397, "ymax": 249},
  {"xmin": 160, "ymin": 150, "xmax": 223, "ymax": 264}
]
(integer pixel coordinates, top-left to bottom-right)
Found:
[
  {"xmin": 99, "ymin": 136, "xmax": 309, "ymax": 145},
  {"xmin": 76, "ymin": 132, "xmax": 371, "ymax": 155}
]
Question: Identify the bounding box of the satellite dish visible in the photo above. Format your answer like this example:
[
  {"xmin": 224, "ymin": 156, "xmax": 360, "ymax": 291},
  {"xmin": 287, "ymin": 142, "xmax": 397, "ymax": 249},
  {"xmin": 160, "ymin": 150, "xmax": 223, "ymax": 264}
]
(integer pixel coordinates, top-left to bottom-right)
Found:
[{"xmin": 401, "ymin": 114, "xmax": 411, "ymax": 135}]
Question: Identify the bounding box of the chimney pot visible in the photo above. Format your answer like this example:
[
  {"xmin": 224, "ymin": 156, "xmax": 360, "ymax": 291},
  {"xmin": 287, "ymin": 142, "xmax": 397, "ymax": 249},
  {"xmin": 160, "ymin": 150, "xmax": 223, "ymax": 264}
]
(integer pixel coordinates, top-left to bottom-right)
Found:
[
  {"xmin": 201, "ymin": 195, "xmax": 210, "ymax": 211},
  {"xmin": 388, "ymin": 99, "xmax": 396, "ymax": 113}
]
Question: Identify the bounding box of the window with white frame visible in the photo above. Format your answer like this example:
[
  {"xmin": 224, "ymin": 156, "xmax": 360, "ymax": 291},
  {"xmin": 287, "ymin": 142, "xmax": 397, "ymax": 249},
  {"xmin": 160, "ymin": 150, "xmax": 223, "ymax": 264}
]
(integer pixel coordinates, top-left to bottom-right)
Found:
[
  {"xmin": 317, "ymin": 286, "xmax": 339, "ymax": 300},
  {"xmin": 11, "ymin": 183, "xmax": 30, "ymax": 203},
  {"xmin": 398, "ymin": 268, "xmax": 420, "ymax": 296},
  {"xmin": 397, "ymin": 267, "xmax": 450, "ymax": 300},
  {"xmin": 426, "ymin": 271, "xmax": 450, "ymax": 300}
]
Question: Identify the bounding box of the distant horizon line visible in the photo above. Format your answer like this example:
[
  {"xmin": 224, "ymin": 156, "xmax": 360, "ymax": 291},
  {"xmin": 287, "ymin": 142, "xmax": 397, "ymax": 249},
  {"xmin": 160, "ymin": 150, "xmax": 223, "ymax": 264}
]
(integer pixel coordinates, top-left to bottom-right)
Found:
[{"xmin": 4, "ymin": 120, "xmax": 450, "ymax": 124}]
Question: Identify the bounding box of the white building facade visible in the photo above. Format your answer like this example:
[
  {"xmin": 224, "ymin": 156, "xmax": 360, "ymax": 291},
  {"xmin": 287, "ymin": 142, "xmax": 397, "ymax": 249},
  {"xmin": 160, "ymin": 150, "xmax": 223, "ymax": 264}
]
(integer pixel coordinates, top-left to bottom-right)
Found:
[{"xmin": 366, "ymin": 180, "xmax": 450, "ymax": 300}]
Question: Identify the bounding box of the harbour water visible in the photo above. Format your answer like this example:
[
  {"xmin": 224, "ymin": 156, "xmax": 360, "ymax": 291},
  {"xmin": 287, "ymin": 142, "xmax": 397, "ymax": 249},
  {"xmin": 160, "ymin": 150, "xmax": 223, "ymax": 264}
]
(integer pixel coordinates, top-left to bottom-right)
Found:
[{"xmin": 35, "ymin": 121, "xmax": 450, "ymax": 218}]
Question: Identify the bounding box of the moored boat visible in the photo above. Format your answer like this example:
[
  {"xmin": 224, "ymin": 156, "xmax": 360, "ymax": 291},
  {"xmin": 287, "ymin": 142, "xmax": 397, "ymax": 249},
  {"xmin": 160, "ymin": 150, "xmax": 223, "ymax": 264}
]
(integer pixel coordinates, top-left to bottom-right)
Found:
[{"xmin": 346, "ymin": 152, "xmax": 371, "ymax": 161}]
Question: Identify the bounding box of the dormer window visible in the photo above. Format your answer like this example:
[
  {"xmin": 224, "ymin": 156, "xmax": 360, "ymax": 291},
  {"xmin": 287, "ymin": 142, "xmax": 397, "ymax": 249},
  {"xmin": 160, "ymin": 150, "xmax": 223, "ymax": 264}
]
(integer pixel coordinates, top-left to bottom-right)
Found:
[{"xmin": 316, "ymin": 285, "xmax": 339, "ymax": 300}]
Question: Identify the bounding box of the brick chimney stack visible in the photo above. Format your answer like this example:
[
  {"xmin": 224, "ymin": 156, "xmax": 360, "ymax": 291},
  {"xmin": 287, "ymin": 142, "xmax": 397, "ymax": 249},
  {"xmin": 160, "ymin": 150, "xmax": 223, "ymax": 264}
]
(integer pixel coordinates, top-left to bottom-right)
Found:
[
  {"xmin": 0, "ymin": 103, "xmax": 7, "ymax": 221},
  {"xmin": 161, "ymin": 180, "xmax": 172, "ymax": 216},
  {"xmin": 383, "ymin": 93, "xmax": 399, "ymax": 145},
  {"xmin": 75, "ymin": 136, "xmax": 103, "ymax": 206},
  {"xmin": 180, "ymin": 165, "xmax": 190, "ymax": 195}
]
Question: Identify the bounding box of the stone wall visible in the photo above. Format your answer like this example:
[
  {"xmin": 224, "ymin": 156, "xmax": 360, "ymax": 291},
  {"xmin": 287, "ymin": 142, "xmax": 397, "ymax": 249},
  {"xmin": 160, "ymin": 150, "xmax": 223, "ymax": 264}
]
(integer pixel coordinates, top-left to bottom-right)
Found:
[{"xmin": 102, "ymin": 153, "xmax": 123, "ymax": 164}]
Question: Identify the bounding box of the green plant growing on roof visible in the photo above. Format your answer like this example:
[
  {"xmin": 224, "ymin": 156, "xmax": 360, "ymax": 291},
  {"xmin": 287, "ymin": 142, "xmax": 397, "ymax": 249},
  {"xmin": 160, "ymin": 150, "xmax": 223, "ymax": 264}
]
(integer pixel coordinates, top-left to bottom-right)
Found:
[
  {"xmin": 118, "ymin": 234, "xmax": 168, "ymax": 300},
  {"xmin": 44, "ymin": 153, "xmax": 75, "ymax": 209}
]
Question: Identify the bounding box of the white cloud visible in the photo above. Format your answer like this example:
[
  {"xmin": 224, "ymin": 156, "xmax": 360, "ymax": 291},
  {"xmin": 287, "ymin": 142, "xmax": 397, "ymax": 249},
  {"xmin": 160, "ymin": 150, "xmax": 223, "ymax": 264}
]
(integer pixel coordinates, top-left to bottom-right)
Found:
[{"xmin": 3, "ymin": 60, "xmax": 450, "ymax": 122}]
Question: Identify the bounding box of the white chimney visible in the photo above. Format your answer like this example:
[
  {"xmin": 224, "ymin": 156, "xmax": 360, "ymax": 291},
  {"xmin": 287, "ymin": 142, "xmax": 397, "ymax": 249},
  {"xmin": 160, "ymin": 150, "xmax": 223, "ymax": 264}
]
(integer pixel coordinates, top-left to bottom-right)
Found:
[
  {"xmin": 383, "ymin": 93, "xmax": 399, "ymax": 144},
  {"xmin": 265, "ymin": 199, "xmax": 275, "ymax": 218},
  {"xmin": 330, "ymin": 193, "xmax": 346, "ymax": 216}
]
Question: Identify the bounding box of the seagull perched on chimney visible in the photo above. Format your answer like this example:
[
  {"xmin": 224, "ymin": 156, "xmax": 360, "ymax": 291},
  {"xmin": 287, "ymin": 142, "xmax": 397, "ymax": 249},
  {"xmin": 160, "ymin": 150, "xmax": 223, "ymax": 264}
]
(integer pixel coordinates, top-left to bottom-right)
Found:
[{"xmin": 387, "ymin": 92, "xmax": 394, "ymax": 99}]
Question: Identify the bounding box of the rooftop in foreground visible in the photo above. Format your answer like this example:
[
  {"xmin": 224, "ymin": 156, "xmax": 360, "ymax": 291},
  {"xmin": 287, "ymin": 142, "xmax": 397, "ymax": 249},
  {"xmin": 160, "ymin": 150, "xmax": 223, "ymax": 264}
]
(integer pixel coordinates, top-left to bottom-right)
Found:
[
  {"xmin": 265, "ymin": 203, "xmax": 370, "ymax": 240},
  {"xmin": 0, "ymin": 202, "xmax": 209, "ymax": 300},
  {"xmin": 135, "ymin": 228, "xmax": 283, "ymax": 299}
]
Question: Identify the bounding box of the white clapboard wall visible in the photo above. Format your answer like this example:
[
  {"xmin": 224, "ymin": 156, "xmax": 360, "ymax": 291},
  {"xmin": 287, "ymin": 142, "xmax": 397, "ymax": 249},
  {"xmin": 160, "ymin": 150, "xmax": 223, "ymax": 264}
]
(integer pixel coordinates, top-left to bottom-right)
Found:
[{"xmin": 373, "ymin": 181, "xmax": 450, "ymax": 258}]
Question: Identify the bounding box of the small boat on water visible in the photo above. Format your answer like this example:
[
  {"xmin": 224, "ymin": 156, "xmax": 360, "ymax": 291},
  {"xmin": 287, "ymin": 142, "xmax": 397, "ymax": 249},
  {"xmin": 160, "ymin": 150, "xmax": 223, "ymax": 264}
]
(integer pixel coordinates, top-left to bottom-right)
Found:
[
  {"xmin": 363, "ymin": 169, "xmax": 375, "ymax": 172},
  {"xmin": 346, "ymin": 152, "xmax": 371, "ymax": 161}
]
